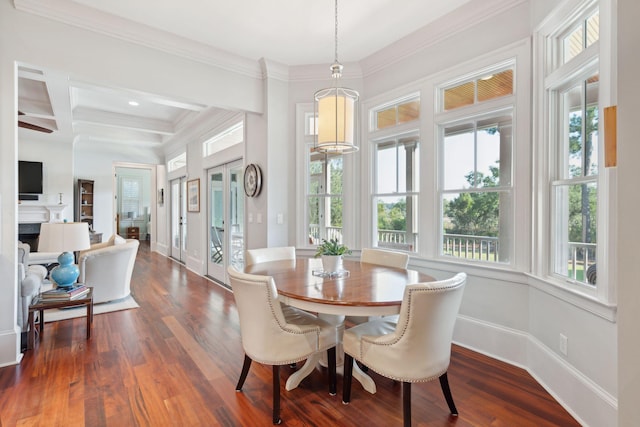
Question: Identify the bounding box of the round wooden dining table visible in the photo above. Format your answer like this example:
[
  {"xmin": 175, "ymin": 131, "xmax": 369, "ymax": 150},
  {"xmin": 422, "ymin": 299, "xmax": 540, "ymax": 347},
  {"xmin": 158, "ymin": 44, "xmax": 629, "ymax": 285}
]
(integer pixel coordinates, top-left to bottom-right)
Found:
[{"xmin": 245, "ymin": 257, "xmax": 435, "ymax": 394}]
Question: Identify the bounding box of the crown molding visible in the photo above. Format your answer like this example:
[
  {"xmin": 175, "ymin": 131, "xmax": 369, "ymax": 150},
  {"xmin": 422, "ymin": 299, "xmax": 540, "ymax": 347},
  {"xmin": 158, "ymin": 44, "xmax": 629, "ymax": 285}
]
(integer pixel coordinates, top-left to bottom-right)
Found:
[
  {"xmin": 359, "ymin": 0, "xmax": 527, "ymax": 77},
  {"xmin": 14, "ymin": 0, "xmax": 263, "ymax": 79},
  {"xmin": 259, "ymin": 58, "xmax": 290, "ymax": 82}
]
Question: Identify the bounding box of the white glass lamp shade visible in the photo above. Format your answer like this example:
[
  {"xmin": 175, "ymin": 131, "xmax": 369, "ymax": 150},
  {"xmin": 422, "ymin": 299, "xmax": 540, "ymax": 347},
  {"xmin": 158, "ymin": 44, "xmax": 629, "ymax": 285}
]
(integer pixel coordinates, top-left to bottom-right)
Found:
[
  {"xmin": 38, "ymin": 222, "xmax": 91, "ymax": 288},
  {"xmin": 315, "ymin": 86, "xmax": 359, "ymax": 154}
]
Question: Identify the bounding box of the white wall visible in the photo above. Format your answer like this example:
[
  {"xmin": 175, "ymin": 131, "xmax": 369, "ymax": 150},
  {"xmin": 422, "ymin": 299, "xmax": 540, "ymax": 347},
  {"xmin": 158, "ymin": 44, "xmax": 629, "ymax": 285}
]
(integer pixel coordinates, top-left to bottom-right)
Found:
[{"xmin": 617, "ymin": 0, "xmax": 640, "ymax": 424}]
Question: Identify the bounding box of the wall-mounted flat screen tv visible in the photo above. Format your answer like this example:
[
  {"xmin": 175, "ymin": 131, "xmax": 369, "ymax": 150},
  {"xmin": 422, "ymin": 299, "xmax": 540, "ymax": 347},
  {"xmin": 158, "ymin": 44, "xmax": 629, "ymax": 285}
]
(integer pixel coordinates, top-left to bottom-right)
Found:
[{"xmin": 18, "ymin": 160, "xmax": 43, "ymax": 198}]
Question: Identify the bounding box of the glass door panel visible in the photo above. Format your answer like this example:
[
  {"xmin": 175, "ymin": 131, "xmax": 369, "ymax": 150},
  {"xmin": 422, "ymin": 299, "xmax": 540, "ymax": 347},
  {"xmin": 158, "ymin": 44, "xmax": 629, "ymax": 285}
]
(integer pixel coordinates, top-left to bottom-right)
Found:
[
  {"xmin": 170, "ymin": 177, "xmax": 187, "ymax": 262},
  {"xmin": 207, "ymin": 160, "xmax": 244, "ymax": 284}
]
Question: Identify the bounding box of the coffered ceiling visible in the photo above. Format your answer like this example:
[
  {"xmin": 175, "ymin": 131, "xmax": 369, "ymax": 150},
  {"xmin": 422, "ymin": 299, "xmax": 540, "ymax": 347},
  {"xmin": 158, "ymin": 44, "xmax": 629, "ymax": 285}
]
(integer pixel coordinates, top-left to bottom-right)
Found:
[{"xmin": 15, "ymin": 0, "xmax": 487, "ymax": 148}]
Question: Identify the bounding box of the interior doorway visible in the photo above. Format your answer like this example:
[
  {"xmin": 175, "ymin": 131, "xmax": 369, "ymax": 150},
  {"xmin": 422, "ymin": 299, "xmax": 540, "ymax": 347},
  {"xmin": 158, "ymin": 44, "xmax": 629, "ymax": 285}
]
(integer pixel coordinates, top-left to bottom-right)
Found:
[{"xmin": 114, "ymin": 165, "xmax": 153, "ymax": 241}]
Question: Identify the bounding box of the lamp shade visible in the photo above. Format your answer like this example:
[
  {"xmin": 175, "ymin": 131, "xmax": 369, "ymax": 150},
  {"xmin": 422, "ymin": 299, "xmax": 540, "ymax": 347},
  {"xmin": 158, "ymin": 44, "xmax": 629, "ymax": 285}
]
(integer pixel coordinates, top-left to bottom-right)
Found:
[
  {"xmin": 314, "ymin": 86, "xmax": 359, "ymax": 154},
  {"xmin": 38, "ymin": 222, "xmax": 91, "ymax": 253}
]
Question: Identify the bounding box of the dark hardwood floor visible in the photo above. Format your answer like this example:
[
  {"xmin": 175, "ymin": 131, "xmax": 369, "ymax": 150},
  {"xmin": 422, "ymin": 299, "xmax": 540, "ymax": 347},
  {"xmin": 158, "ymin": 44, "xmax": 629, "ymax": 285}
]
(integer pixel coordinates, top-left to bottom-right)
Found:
[{"xmin": 0, "ymin": 242, "xmax": 581, "ymax": 426}]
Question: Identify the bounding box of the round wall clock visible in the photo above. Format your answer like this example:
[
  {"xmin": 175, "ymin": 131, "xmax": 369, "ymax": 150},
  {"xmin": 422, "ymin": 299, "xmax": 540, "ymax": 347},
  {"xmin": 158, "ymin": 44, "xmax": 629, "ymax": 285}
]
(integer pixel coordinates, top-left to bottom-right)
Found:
[{"xmin": 243, "ymin": 163, "xmax": 262, "ymax": 197}]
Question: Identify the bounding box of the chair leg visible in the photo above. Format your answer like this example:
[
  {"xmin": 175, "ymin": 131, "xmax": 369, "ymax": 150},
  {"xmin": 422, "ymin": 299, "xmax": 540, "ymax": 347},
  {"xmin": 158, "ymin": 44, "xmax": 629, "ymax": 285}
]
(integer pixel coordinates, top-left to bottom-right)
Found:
[
  {"xmin": 438, "ymin": 372, "xmax": 458, "ymax": 416},
  {"xmin": 273, "ymin": 365, "xmax": 282, "ymax": 424},
  {"xmin": 327, "ymin": 347, "xmax": 337, "ymax": 395},
  {"xmin": 342, "ymin": 354, "xmax": 354, "ymax": 404},
  {"xmin": 235, "ymin": 354, "xmax": 252, "ymax": 391},
  {"xmin": 402, "ymin": 382, "xmax": 411, "ymax": 427}
]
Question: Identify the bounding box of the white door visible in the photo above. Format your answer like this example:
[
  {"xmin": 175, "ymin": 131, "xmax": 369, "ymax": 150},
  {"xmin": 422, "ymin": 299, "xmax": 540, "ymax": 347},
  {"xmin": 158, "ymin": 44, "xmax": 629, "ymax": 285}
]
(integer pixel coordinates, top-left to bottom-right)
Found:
[
  {"xmin": 207, "ymin": 160, "xmax": 244, "ymax": 284},
  {"xmin": 170, "ymin": 177, "xmax": 187, "ymax": 262}
]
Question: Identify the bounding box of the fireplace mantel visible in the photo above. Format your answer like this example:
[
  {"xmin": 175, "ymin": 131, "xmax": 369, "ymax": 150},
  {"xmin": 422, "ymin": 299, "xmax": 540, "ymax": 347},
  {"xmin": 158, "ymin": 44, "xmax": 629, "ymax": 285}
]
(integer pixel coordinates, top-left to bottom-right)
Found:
[{"xmin": 18, "ymin": 204, "xmax": 67, "ymax": 224}]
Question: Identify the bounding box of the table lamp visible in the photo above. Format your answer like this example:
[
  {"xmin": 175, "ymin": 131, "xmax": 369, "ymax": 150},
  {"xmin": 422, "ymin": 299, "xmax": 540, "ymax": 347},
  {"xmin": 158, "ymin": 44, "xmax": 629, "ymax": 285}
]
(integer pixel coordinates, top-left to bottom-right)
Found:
[{"xmin": 38, "ymin": 221, "xmax": 91, "ymax": 289}]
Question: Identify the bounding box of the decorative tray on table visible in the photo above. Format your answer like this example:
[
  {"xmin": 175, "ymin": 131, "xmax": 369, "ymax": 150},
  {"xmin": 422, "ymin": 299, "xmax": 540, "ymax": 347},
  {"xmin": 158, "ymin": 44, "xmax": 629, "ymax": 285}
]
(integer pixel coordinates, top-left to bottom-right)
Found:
[{"xmin": 312, "ymin": 269, "xmax": 350, "ymax": 279}]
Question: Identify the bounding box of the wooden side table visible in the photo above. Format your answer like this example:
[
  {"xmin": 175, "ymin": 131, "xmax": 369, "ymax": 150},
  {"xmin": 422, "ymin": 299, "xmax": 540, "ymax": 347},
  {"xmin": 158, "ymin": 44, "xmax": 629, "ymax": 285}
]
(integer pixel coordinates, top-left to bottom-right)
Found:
[
  {"xmin": 126, "ymin": 226, "xmax": 140, "ymax": 240},
  {"xmin": 27, "ymin": 287, "xmax": 94, "ymax": 350}
]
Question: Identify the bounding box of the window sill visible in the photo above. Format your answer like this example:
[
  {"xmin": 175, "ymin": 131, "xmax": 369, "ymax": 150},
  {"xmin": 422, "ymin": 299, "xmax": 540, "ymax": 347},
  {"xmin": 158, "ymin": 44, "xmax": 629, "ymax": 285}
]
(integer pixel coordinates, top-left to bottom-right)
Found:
[{"xmin": 525, "ymin": 273, "xmax": 617, "ymax": 322}]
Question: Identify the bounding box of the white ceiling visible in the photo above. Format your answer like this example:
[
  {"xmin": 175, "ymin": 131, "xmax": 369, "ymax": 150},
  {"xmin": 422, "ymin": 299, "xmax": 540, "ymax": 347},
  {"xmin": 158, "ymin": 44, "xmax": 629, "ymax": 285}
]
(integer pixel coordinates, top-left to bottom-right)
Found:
[{"xmin": 15, "ymin": 0, "xmax": 475, "ymax": 148}]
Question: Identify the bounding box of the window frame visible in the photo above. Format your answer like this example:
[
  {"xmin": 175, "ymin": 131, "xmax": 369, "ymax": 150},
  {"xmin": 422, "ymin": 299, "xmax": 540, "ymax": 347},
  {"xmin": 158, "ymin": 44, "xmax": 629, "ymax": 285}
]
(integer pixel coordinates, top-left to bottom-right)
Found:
[
  {"xmin": 296, "ymin": 104, "xmax": 356, "ymax": 249},
  {"xmin": 370, "ymin": 131, "xmax": 420, "ymax": 253},
  {"xmin": 437, "ymin": 105, "xmax": 515, "ymax": 266},
  {"xmin": 533, "ymin": 0, "xmax": 615, "ymax": 308},
  {"xmin": 434, "ymin": 59, "xmax": 517, "ymax": 267}
]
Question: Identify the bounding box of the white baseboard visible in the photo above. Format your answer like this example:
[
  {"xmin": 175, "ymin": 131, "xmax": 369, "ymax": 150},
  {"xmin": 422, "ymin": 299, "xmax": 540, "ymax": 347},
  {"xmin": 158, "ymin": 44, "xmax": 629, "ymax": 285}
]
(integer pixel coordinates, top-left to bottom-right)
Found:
[
  {"xmin": 0, "ymin": 329, "xmax": 22, "ymax": 368},
  {"xmin": 454, "ymin": 315, "xmax": 617, "ymax": 427}
]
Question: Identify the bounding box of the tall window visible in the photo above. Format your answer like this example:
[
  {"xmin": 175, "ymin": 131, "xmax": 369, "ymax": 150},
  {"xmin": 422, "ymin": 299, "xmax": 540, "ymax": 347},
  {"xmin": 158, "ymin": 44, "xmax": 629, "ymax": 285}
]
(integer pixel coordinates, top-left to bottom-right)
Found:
[
  {"xmin": 308, "ymin": 150, "xmax": 344, "ymax": 244},
  {"xmin": 547, "ymin": 8, "xmax": 599, "ymax": 286},
  {"xmin": 437, "ymin": 65, "xmax": 515, "ymax": 264},
  {"xmin": 120, "ymin": 176, "xmax": 141, "ymax": 218},
  {"xmin": 304, "ymin": 111, "xmax": 345, "ymax": 244},
  {"xmin": 441, "ymin": 114, "xmax": 513, "ymax": 263},
  {"xmin": 372, "ymin": 136, "xmax": 419, "ymax": 251},
  {"xmin": 370, "ymin": 95, "xmax": 420, "ymax": 252}
]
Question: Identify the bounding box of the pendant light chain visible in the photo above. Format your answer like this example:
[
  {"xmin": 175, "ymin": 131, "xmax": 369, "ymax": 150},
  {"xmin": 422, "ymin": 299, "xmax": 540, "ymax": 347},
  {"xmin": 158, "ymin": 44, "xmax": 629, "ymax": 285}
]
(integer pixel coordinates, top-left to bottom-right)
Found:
[
  {"xmin": 334, "ymin": 0, "xmax": 339, "ymax": 64},
  {"xmin": 313, "ymin": 0, "xmax": 359, "ymax": 154}
]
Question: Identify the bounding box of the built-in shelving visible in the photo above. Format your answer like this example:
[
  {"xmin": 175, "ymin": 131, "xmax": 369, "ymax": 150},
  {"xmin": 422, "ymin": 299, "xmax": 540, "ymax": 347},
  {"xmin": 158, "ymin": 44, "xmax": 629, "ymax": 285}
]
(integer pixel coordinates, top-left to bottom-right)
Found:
[{"xmin": 75, "ymin": 179, "xmax": 101, "ymax": 243}]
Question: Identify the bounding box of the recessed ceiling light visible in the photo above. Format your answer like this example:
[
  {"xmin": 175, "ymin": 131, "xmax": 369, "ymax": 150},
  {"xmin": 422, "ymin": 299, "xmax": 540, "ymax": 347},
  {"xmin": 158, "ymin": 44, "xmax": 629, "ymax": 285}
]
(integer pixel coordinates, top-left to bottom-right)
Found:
[{"xmin": 128, "ymin": 101, "xmax": 139, "ymax": 106}]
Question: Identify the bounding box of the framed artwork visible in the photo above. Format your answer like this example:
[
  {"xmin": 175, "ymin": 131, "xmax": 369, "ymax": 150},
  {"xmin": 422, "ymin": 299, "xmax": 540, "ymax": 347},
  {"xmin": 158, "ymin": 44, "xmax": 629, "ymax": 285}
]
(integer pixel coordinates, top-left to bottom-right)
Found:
[{"xmin": 187, "ymin": 179, "xmax": 200, "ymax": 212}]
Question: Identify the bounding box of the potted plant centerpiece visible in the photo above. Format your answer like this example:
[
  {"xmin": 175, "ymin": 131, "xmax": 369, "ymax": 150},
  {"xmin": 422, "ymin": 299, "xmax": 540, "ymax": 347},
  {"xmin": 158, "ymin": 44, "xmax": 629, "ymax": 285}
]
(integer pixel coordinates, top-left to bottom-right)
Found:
[{"xmin": 315, "ymin": 238, "xmax": 351, "ymax": 273}]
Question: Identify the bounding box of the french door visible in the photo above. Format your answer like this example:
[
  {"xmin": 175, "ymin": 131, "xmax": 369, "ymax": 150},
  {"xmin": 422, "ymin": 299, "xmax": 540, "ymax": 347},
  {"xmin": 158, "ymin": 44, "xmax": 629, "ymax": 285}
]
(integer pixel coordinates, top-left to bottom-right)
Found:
[
  {"xmin": 170, "ymin": 177, "xmax": 187, "ymax": 262},
  {"xmin": 207, "ymin": 160, "xmax": 244, "ymax": 284}
]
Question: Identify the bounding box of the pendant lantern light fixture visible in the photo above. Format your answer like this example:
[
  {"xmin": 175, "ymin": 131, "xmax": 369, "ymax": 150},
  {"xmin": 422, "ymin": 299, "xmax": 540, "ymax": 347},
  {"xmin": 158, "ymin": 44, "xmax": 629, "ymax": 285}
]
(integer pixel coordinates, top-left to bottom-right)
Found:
[{"xmin": 314, "ymin": 0, "xmax": 359, "ymax": 154}]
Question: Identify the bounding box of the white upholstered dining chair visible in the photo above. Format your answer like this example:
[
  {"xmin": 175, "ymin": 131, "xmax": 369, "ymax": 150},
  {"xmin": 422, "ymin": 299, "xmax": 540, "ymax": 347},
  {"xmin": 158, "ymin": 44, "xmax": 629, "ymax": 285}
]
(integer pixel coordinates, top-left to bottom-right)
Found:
[
  {"xmin": 360, "ymin": 247, "xmax": 410, "ymax": 269},
  {"xmin": 349, "ymin": 248, "xmax": 411, "ymax": 325},
  {"xmin": 244, "ymin": 246, "xmax": 296, "ymax": 267},
  {"xmin": 342, "ymin": 272, "xmax": 467, "ymax": 427},
  {"xmin": 227, "ymin": 266, "xmax": 338, "ymax": 425}
]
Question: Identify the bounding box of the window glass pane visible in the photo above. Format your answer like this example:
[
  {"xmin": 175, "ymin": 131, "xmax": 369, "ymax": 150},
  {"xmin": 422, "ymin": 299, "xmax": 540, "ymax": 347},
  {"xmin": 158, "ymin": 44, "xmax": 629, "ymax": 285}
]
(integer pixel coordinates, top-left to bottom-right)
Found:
[
  {"xmin": 306, "ymin": 112, "xmax": 317, "ymax": 135},
  {"xmin": 586, "ymin": 12, "xmax": 599, "ymax": 48},
  {"xmin": 477, "ymin": 69, "xmax": 514, "ymax": 102},
  {"xmin": 563, "ymin": 24, "xmax": 583, "ymax": 63},
  {"xmin": 167, "ymin": 152, "xmax": 186, "ymax": 172},
  {"xmin": 308, "ymin": 196, "xmax": 320, "ymax": 244},
  {"xmin": 443, "ymin": 124, "xmax": 475, "ymax": 190},
  {"xmin": 442, "ymin": 191, "xmax": 511, "ymax": 263},
  {"xmin": 477, "ymin": 117, "xmax": 511, "ymax": 188},
  {"xmin": 203, "ymin": 122, "xmax": 243, "ymax": 157},
  {"xmin": 552, "ymin": 182, "xmax": 597, "ymax": 284},
  {"xmin": 376, "ymin": 141, "xmax": 398, "ymax": 193},
  {"xmin": 563, "ymin": 75, "xmax": 599, "ymax": 179},
  {"xmin": 397, "ymin": 100, "xmax": 420, "ymax": 124},
  {"xmin": 397, "ymin": 138, "xmax": 419, "ymax": 192},
  {"xmin": 307, "ymin": 145, "xmax": 344, "ymax": 244},
  {"xmin": 444, "ymin": 82, "xmax": 474, "ymax": 111},
  {"xmin": 327, "ymin": 155, "xmax": 343, "ymax": 195},
  {"xmin": 376, "ymin": 107, "xmax": 396, "ymax": 130},
  {"xmin": 309, "ymin": 150, "xmax": 325, "ymax": 195},
  {"xmin": 375, "ymin": 195, "xmax": 417, "ymax": 252}
]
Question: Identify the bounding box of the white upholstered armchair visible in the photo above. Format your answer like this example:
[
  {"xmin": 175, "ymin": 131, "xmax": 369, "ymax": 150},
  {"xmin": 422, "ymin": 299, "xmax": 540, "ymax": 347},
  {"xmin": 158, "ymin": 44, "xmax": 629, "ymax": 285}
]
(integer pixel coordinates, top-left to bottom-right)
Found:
[{"xmin": 78, "ymin": 235, "xmax": 139, "ymax": 304}]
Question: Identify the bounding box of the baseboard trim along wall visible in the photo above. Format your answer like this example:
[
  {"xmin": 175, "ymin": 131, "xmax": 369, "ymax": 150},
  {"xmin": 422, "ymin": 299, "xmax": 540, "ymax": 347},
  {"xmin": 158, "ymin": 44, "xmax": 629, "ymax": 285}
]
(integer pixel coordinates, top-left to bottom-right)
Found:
[{"xmin": 454, "ymin": 315, "xmax": 617, "ymax": 427}]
